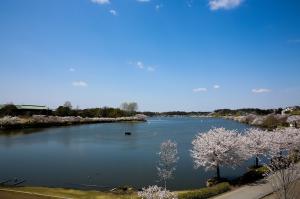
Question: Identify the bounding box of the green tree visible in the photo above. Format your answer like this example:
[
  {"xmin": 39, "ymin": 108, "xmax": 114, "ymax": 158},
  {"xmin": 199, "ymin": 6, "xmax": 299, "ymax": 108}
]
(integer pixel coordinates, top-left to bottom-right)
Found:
[
  {"xmin": 55, "ymin": 106, "xmax": 72, "ymax": 116},
  {"xmin": 0, "ymin": 104, "xmax": 18, "ymax": 116}
]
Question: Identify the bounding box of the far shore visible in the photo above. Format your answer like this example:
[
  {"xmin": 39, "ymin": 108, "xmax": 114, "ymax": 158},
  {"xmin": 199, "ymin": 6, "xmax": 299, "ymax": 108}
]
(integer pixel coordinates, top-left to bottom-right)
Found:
[{"xmin": 0, "ymin": 115, "xmax": 147, "ymax": 130}]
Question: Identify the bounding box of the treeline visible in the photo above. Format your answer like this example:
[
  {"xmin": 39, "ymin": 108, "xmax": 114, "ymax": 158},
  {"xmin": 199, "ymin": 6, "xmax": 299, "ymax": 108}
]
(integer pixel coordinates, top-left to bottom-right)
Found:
[
  {"xmin": 0, "ymin": 102, "xmax": 139, "ymax": 118},
  {"xmin": 139, "ymin": 111, "xmax": 211, "ymax": 117},
  {"xmin": 53, "ymin": 101, "xmax": 139, "ymax": 118},
  {"xmin": 212, "ymin": 108, "xmax": 283, "ymax": 116}
]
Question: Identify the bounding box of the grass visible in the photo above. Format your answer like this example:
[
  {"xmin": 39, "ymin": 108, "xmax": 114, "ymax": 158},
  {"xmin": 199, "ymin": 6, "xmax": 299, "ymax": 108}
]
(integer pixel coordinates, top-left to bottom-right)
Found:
[
  {"xmin": 0, "ymin": 183, "xmax": 231, "ymax": 199},
  {"xmin": 177, "ymin": 182, "xmax": 231, "ymax": 199},
  {"xmin": 0, "ymin": 187, "xmax": 139, "ymax": 199},
  {"xmin": 290, "ymin": 110, "xmax": 300, "ymax": 115}
]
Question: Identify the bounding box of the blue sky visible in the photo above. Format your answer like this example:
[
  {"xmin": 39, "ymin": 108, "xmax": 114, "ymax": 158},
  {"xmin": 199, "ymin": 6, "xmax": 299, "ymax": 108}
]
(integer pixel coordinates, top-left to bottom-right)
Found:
[{"xmin": 0, "ymin": 0, "xmax": 300, "ymax": 111}]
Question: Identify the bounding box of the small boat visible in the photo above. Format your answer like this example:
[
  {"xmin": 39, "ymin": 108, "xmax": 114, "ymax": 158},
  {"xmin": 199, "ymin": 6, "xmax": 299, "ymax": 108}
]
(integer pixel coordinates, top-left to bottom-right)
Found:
[{"xmin": 125, "ymin": 132, "xmax": 132, "ymax": 136}]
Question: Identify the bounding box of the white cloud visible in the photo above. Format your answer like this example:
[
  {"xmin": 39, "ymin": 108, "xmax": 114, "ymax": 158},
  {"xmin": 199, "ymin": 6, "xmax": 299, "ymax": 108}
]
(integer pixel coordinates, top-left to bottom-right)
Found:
[
  {"xmin": 252, "ymin": 88, "xmax": 271, "ymax": 93},
  {"xmin": 72, "ymin": 81, "xmax": 88, "ymax": 87},
  {"xmin": 136, "ymin": 61, "xmax": 144, "ymax": 69},
  {"xmin": 109, "ymin": 9, "xmax": 117, "ymax": 16},
  {"xmin": 91, "ymin": 0, "xmax": 110, "ymax": 5},
  {"xmin": 213, "ymin": 85, "xmax": 220, "ymax": 89},
  {"xmin": 209, "ymin": 0, "xmax": 243, "ymax": 10},
  {"xmin": 193, "ymin": 88, "xmax": 208, "ymax": 92},
  {"xmin": 137, "ymin": 0, "xmax": 151, "ymax": 2},
  {"xmin": 69, "ymin": 68, "xmax": 75, "ymax": 72},
  {"xmin": 130, "ymin": 61, "xmax": 156, "ymax": 72}
]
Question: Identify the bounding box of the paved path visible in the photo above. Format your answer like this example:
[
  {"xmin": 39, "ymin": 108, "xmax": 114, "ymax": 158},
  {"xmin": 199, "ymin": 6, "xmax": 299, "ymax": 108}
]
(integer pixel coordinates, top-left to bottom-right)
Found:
[
  {"xmin": 213, "ymin": 180, "xmax": 273, "ymax": 199},
  {"xmin": 214, "ymin": 163, "xmax": 300, "ymax": 199}
]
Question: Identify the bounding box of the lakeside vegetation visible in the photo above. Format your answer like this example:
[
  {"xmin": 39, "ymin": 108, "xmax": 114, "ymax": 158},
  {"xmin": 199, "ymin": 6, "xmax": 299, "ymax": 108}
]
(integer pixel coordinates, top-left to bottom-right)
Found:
[
  {"xmin": 0, "ymin": 101, "xmax": 139, "ymax": 118},
  {"xmin": 140, "ymin": 107, "xmax": 300, "ymax": 130},
  {"xmin": 0, "ymin": 183, "xmax": 231, "ymax": 199},
  {"xmin": 0, "ymin": 102, "xmax": 147, "ymax": 130},
  {"xmin": 1, "ymin": 101, "xmax": 300, "ymax": 130}
]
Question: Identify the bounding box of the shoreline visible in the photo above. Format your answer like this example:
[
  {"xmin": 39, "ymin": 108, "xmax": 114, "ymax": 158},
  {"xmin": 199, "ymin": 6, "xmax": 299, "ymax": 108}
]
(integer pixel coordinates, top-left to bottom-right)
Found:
[
  {"xmin": 218, "ymin": 113, "xmax": 300, "ymax": 129},
  {"xmin": 0, "ymin": 183, "xmax": 231, "ymax": 199},
  {"xmin": 0, "ymin": 115, "xmax": 147, "ymax": 130}
]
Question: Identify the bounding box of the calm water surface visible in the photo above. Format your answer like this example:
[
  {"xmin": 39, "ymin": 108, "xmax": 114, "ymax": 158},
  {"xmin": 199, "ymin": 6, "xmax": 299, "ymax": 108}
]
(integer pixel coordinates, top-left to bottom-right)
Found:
[{"xmin": 0, "ymin": 117, "xmax": 252, "ymax": 190}]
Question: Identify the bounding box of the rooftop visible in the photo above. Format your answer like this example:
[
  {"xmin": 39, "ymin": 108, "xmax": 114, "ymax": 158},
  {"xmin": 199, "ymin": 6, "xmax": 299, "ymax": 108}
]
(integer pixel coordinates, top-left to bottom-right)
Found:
[{"xmin": 0, "ymin": 104, "xmax": 49, "ymax": 110}]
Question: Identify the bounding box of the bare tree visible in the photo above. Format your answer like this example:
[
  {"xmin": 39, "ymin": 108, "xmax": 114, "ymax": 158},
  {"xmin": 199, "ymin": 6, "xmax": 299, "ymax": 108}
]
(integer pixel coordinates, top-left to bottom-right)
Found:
[
  {"xmin": 157, "ymin": 140, "xmax": 179, "ymax": 189},
  {"xmin": 120, "ymin": 102, "xmax": 138, "ymax": 113},
  {"xmin": 63, "ymin": 101, "xmax": 72, "ymax": 109},
  {"xmin": 266, "ymin": 156, "xmax": 299, "ymax": 199}
]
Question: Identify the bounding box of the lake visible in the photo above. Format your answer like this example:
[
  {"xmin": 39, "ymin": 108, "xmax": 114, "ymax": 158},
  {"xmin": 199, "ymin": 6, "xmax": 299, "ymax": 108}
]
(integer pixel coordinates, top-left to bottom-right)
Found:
[{"xmin": 0, "ymin": 117, "xmax": 252, "ymax": 190}]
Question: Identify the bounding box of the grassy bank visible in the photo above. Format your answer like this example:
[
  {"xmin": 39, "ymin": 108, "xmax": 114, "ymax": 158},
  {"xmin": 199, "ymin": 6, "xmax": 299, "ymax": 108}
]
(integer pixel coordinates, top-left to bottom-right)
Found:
[
  {"xmin": 0, "ymin": 183, "xmax": 231, "ymax": 199},
  {"xmin": 0, "ymin": 187, "xmax": 138, "ymax": 199}
]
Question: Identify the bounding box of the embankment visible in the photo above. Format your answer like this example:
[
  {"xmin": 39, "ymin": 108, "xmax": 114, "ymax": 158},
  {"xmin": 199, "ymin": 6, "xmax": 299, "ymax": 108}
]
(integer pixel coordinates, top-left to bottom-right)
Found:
[{"xmin": 0, "ymin": 114, "xmax": 147, "ymax": 130}]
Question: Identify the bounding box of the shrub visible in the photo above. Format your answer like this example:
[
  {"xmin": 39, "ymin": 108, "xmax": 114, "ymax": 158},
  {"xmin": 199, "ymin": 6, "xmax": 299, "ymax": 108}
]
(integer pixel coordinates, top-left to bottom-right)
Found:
[{"xmin": 178, "ymin": 182, "xmax": 230, "ymax": 199}]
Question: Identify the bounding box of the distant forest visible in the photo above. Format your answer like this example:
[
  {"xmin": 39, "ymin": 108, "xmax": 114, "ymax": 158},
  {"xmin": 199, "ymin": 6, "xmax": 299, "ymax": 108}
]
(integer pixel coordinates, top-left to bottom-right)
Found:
[
  {"xmin": 1, "ymin": 101, "xmax": 299, "ymax": 118},
  {"xmin": 0, "ymin": 102, "xmax": 138, "ymax": 118}
]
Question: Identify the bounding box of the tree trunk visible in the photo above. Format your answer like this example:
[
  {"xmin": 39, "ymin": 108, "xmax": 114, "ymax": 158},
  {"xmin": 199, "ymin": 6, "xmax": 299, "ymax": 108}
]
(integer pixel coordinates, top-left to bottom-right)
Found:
[
  {"xmin": 216, "ymin": 164, "xmax": 220, "ymax": 179},
  {"xmin": 256, "ymin": 156, "xmax": 259, "ymax": 168}
]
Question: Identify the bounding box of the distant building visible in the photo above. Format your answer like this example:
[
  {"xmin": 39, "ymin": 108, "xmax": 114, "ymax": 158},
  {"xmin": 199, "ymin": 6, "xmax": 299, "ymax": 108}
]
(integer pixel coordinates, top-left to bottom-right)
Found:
[{"xmin": 0, "ymin": 104, "xmax": 51, "ymax": 116}]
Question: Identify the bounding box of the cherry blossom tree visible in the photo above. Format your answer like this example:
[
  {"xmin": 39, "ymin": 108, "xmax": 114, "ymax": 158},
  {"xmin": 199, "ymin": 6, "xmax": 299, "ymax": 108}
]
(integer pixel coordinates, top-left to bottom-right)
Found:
[
  {"xmin": 268, "ymin": 128, "xmax": 300, "ymax": 157},
  {"xmin": 138, "ymin": 185, "xmax": 178, "ymax": 199},
  {"xmin": 243, "ymin": 128, "xmax": 272, "ymax": 167},
  {"xmin": 191, "ymin": 128, "xmax": 248, "ymax": 179},
  {"xmin": 157, "ymin": 140, "xmax": 179, "ymax": 189}
]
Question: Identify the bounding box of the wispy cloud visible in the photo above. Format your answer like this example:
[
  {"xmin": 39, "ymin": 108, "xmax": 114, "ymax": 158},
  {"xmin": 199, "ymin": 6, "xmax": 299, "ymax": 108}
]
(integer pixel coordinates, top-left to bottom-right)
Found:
[
  {"xmin": 91, "ymin": 0, "xmax": 110, "ymax": 5},
  {"xmin": 109, "ymin": 9, "xmax": 117, "ymax": 16},
  {"xmin": 72, "ymin": 81, "xmax": 88, "ymax": 87},
  {"xmin": 137, "ymin": 0, "xmax": 151, "ymax": 2},
  {"xmin": 69, "ymin": 68, "xmax": 75, "ymax": 72},
  {"xmin": 213, "ymin": 85, "xmax": 220, "ymax": 89},
  {"xmin": 155, "ymin": 4, "xmax": 163, "ymax": 11},
  {"xmin": 209, "ymin": 0, "xmax": 244, "ymax": 10},
  {"xmin": 136, "ymin": 61, "xmax": 144, "ymax": 69},
  {"xmin": 288, "ymin": 39, "xmax": 300, "ymax": 44},
  {"xmin": 193, "ymin": 88, "xmax": 208, "ymax": 93},
  {"xmin": 147, "ymin": 66, "xmax": 155, "ymax": 72},
  {"xmin": 130, "ymin": 61, "xmax": 156, "ymax": 72},
  {"xmin": 252, "ymin": 88, "xmax": 271, "ymax": 93}
]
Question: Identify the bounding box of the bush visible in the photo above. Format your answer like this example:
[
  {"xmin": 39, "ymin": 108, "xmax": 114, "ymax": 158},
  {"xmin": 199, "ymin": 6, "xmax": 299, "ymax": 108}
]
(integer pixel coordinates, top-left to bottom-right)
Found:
[
  {"xmin": 178, "ymin": 182, "xmax": 230, "ymax": 199},
  {"xmin": 206, "ymin": 177, "xmax": 228, "ymax": 187}
]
